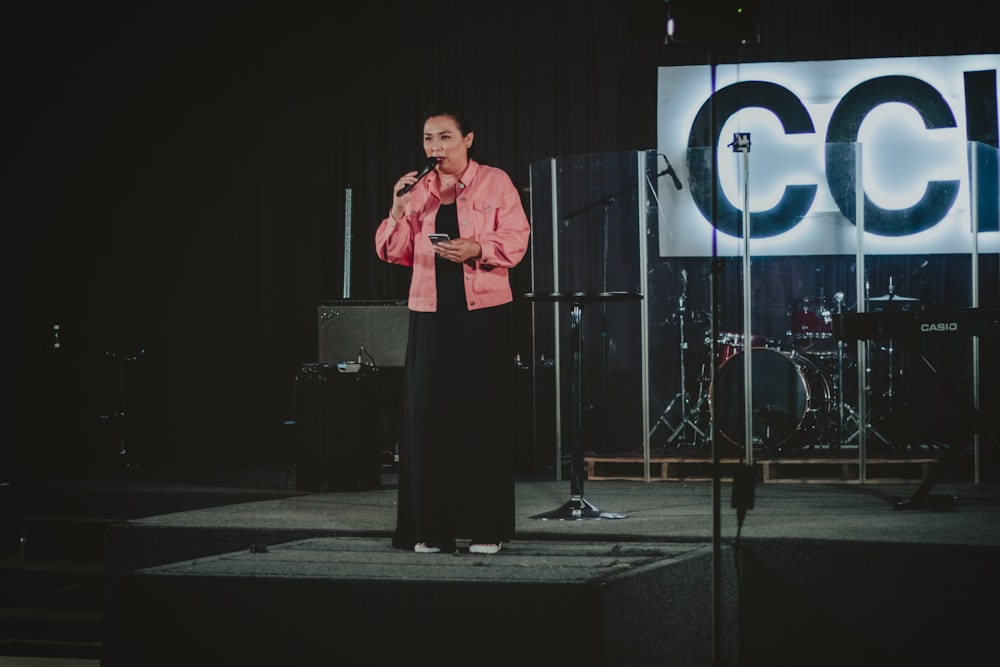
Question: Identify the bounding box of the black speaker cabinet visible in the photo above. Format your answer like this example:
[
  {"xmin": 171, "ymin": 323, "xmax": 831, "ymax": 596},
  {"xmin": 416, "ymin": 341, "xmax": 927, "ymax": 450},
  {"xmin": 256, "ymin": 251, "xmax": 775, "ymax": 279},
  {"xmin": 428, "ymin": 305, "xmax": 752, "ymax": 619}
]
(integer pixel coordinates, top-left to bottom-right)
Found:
[
  {"xmin": 293, "ymin": 363, "xmax": 382, "ymax": 492},
  {"xmin": 318, "ymin": 300, "xmax": 409, "ymax": 368}
]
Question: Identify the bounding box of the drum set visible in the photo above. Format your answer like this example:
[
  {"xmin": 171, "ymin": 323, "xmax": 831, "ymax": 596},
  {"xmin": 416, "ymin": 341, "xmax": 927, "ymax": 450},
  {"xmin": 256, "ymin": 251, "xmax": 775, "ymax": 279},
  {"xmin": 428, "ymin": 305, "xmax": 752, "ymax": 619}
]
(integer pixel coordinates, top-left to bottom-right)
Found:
[{"xmin": 655, "ymin": 285, "xmax": 918, "ymax": 458}]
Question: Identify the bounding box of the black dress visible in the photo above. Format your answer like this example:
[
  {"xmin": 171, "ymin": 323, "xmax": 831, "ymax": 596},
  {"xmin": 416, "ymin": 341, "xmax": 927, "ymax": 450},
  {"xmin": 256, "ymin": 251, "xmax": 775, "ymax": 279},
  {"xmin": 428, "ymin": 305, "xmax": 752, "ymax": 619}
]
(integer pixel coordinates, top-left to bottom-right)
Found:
[{"xmin": 391, "ymin": 203, "xmax": 516, "ymax": 551}]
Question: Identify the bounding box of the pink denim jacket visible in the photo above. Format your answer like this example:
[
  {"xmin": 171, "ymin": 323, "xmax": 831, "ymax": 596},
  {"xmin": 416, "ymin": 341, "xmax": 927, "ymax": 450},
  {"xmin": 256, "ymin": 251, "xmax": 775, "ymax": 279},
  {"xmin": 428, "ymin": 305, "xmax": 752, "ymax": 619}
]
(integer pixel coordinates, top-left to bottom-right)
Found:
[{"xmin": 375, "ymin": 160, "xmax": 530, "ymax": 312}]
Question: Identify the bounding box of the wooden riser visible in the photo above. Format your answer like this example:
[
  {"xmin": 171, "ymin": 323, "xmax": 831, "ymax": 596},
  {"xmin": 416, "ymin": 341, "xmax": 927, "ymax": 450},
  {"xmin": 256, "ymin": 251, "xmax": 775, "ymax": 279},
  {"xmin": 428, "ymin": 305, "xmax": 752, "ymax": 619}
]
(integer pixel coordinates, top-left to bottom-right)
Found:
[{"xmin": 584, "ymin": 456, "xmax": 940, "ymax": 483}]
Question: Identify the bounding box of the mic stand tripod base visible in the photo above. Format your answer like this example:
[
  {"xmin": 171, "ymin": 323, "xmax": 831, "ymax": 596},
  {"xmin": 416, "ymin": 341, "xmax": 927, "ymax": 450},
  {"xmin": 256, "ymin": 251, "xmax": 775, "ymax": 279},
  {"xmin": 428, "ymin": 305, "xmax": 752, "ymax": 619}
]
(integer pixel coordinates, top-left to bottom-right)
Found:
[
  {"xmin": 530, "ymin": 495, "xmax": 627, "ymax": 520},
  {"xmin": 116, "ymin": 450, "xmax": 139, "ymax": 471}
]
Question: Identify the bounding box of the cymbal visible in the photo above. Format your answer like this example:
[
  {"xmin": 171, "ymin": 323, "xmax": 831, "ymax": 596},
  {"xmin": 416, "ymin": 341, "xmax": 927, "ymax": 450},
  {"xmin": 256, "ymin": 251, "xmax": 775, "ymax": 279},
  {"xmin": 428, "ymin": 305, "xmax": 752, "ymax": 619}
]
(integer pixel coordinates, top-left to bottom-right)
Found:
[{"xmin": 869, "ymin": 293, "xmax": 918, "ymax": 302}]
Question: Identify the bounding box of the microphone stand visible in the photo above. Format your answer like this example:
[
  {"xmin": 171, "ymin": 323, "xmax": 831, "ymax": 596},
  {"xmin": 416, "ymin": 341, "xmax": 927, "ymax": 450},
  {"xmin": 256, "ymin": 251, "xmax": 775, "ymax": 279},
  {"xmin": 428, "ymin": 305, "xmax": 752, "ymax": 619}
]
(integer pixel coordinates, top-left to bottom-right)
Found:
[
  {"xmin": 559, "ymin": 193, "xmax": 620, "ymax": 464},
  {"xmin": 663, "ymin": 13, "xmax": 760, "ymax": 662},
  {"xmin": 557, "ymin": 157, "xmax": 681, "ymax": 229},
  {"xmin": 557, "ymin": 167, "xmax": 679, "ymax": 464},
  {"xmin": 590, "ymin": 154, "xmax": 689, "ymax": 450},
  {"xmin": 101, "ymin": 346, "xmax": 144, "ymax": 470},
  {"xmin": 707, "ymin": 51, "xmax": 725, "ymax": 667},
  {"xmin": 651, "ymin": 270, "xmax": 707, "ymax": 449}
]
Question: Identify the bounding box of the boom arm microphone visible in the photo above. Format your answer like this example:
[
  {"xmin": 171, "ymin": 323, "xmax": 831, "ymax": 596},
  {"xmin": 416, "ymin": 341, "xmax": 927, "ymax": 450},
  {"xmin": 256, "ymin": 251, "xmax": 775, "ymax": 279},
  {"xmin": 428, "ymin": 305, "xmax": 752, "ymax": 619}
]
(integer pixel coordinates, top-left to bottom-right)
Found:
[
  {"xmin": 658, "ymin": 154, "xmax": 683, "ymax": 191},
  {"xmin": 396, "ymin": 157, "xmax": 439, "ymax": 196}
]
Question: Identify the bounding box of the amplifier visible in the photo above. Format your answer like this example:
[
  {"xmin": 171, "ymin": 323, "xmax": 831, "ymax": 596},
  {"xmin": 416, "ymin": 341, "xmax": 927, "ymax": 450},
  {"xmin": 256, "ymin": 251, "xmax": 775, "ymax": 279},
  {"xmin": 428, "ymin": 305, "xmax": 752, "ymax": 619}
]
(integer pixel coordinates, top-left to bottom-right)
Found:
[
  {"xmin": 293, "ymin": 363, "xmax": 383, "ymax": 492},
  {"xmin": 317, "ymin": 300, "xmax": 409, "ymax": 368}
]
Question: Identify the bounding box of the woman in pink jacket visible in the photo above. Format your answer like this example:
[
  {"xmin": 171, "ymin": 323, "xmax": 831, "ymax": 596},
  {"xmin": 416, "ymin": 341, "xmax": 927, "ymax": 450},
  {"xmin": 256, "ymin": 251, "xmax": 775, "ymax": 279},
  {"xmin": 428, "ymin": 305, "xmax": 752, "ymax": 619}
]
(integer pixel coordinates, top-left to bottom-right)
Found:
[{"xmin": 376, "ymin": 103, "xmax": 531, "ymax": 555}]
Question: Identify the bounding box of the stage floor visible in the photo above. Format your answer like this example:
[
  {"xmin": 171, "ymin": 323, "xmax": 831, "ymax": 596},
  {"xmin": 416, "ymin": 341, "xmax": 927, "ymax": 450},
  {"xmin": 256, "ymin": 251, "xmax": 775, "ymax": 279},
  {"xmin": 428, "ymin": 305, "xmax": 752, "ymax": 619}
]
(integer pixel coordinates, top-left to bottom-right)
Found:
[
  {"xmin": 4, "ymin": 463, "xmax": 1000, "ymax": 666},
  {"xmin": 102, "ymin": 466, "xmax": 1000, "ymax": 547}
]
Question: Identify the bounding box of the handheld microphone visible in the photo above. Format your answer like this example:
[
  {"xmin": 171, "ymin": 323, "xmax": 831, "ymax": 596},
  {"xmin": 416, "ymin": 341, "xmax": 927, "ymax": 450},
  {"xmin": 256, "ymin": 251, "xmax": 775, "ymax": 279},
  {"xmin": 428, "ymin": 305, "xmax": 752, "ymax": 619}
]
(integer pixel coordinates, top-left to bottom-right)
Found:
[{"xmin": 396, "ymin": 157, "xmax": 439, "ymax": 196}]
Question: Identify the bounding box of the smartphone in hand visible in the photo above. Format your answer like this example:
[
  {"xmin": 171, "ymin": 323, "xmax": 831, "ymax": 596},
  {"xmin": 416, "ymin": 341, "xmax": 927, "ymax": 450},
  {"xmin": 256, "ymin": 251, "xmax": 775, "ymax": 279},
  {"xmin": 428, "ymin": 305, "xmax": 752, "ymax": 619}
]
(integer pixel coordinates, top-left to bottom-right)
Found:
[{"xmin": 428, "ymin": 233, "xmax": 450, "ymax": 245}]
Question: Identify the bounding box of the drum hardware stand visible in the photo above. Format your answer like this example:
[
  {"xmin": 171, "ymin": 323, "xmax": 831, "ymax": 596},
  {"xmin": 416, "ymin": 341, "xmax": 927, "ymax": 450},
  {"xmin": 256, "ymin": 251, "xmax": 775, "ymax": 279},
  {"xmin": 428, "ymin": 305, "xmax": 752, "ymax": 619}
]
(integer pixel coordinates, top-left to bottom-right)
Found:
[
  {"xmin": 840, "ymin": 401, "xmax": 890, "ymax": 448},
  {"xmin": 651, "ymin": 269, "xmax": 707, "ymax": 448},
  {"xmin": 836, "ymin": 279, "xmax": 891, "ymax": 449},
  {"xmin": 877, "ymin": 335, "xmax": 913, "ymax": 450},
  {"xmin": 100, "ymin": 346, "xmax": 145, "ymax": 470},
  {"xmin": 841, "ymin": 341, "xmax": 890, "ymax": 448},
  {"xmin": 867, "ymin": 278, "xmax": 920, "ymax": 450},
  {"xmin": 830, "ymin": 292, "xmax": 848, "ymax": 449},
  {"xmin": 882, "ymin": 278, "xmax": 900, "ymax": 419}
]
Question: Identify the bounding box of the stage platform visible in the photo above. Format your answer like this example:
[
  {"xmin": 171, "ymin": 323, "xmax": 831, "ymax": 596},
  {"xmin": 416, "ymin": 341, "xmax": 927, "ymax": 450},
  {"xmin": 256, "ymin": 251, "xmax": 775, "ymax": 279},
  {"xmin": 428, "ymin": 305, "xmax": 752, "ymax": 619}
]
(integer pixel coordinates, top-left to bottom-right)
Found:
[{"xmin": 4, "ymin": 463, "xmax": 1000, "ymax": 666}]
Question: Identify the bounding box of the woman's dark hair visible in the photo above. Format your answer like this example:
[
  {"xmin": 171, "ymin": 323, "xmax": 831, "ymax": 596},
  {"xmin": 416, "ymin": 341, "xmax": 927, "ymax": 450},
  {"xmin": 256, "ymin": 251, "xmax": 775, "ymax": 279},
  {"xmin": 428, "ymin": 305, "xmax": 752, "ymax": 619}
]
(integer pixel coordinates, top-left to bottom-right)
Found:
[{"xmin": 422, "ymin": 102, "xmax": 474, "ymax": 138}]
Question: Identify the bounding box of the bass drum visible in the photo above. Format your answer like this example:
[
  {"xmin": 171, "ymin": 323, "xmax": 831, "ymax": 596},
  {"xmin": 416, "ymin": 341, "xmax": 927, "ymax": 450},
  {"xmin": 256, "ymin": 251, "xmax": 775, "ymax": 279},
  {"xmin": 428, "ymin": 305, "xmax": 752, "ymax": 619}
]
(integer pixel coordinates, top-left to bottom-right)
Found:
[{"xmin": 712, "ymin": 348, "xmax": 830, "ymax": 454}]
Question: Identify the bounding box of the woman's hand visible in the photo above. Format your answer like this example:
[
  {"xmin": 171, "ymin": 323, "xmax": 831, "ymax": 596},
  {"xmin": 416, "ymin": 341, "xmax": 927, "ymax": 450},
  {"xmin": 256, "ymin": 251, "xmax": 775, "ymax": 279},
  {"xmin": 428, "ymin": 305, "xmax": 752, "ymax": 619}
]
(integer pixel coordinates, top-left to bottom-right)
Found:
[
  {"xmin": 433, "ymin": 237, "xmax": 481, "ymax": 263},
  {"xmin": 391, "ymin": 170, "xmax": 419, "ymax": 220}
]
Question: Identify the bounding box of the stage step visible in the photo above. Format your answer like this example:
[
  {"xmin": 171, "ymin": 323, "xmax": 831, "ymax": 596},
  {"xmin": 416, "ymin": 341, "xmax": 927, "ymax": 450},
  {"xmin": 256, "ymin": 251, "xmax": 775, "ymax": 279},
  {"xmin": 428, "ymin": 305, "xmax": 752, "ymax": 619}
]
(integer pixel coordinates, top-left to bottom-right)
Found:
[
  {"xmin": 0, "ymin": 607, "xmax": 103, "ymax": 659},
  {"xmin": 0, "ymin": 560, "xmax": 105, "ymax": 660},
  {"xmin": 105, "ymin": 536, "xmax": 736, "ymax": 667},
  {"xmin": 0, "ymin": 470, "xmax": 303, "ymax": 664},
  {"xmin": 0, "ymin": 517, "xmax": 110, "ymax": 660},
  {"xmin": 584, "ymin": 456, "xmax": 939, "ymax": 483}
]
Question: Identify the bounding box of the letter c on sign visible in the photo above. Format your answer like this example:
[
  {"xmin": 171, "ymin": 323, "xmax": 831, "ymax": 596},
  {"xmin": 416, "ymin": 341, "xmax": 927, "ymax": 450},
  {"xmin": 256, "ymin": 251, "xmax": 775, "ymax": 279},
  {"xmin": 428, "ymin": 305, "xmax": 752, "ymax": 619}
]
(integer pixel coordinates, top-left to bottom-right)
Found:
[
  {"xmin": 686, "ymin": 81, "xmax": 819, "ymax": 238},
  {"xmin": 826, "ymin": 75, "xmax": 961, "ymax": 237}
]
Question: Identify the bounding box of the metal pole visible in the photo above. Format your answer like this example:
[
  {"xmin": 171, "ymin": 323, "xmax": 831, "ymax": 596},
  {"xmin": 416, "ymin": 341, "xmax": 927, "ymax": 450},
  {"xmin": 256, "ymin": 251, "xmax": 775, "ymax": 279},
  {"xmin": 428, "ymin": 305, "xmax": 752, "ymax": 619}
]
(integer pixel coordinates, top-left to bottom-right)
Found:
[
  {"xmin": 342, "ymin": 187, "xmax": 353, "ymax": 299},
  {"xmin": 738, "ymin": 136, "xmax": 753, "ymax": 464}
]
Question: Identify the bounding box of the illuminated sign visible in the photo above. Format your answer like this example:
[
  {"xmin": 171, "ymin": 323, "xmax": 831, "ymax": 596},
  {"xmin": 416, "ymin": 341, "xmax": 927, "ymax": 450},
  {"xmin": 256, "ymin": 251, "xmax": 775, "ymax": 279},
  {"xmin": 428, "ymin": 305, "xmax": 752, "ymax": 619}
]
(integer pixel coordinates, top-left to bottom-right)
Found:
[{"xmin": 656, "ymin": 54, "xmax": 1000, "ymax": 256}]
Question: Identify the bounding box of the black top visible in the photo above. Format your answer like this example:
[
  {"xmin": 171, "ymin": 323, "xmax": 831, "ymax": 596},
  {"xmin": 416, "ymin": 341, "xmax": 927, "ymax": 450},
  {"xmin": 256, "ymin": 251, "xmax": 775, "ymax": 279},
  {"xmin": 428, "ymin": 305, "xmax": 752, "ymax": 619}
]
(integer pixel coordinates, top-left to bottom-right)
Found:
[{"xmin": 434, "ymin": 203, "xmax": 466, "ymax": 312}]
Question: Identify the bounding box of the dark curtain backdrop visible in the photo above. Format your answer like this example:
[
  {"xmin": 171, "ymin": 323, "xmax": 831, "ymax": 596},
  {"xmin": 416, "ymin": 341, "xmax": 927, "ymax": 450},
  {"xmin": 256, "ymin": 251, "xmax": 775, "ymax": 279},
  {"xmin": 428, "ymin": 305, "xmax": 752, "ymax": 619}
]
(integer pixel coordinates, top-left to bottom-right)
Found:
[{"xmin": 4, "ymin": 1, "xmax": 996, "ymax": 470}]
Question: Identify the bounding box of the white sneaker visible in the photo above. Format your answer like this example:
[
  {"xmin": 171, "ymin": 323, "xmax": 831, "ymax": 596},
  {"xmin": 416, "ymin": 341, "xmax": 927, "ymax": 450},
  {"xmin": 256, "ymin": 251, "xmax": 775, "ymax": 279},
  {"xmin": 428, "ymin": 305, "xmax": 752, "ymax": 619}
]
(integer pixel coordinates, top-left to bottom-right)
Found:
[
  {"xmin": 414, "ymin": 543, "xmax": 440, "ymax": 553},
  {"xmin": 469, "ymin": 542, "xmax": 502, "ymax": 555}
]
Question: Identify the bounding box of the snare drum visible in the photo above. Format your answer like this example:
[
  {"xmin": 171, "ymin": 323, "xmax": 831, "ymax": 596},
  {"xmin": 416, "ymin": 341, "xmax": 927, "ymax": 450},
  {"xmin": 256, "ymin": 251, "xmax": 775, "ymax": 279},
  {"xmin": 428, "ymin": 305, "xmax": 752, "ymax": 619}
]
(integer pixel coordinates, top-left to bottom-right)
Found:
[{"xmin": 715, "ymin": 332, "xmax": 769, "ymax": 365}]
